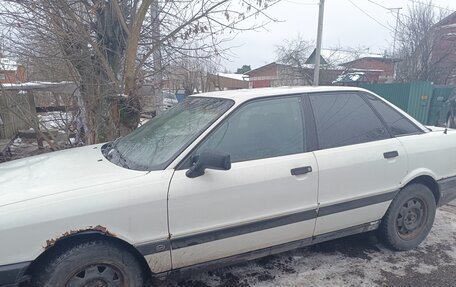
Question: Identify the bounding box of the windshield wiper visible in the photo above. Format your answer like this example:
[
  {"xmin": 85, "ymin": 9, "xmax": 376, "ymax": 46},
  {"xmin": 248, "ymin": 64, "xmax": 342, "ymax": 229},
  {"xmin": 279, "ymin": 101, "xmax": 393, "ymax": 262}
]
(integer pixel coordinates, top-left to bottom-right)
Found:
[{"xmin": 104, "ymin": 138, "xmax": 130, "ymax": 169}]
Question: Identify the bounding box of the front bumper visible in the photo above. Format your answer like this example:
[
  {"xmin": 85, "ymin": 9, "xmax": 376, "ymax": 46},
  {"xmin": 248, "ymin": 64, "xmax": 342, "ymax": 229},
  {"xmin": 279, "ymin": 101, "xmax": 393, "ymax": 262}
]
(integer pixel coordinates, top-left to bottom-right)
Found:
[
  {"xmin": 0, "ymin": 262, "xmax": 30, "ymax": 287},
  {"xmin": 438, "ymin": 176, "xmax": 456, "ymax": 206}
]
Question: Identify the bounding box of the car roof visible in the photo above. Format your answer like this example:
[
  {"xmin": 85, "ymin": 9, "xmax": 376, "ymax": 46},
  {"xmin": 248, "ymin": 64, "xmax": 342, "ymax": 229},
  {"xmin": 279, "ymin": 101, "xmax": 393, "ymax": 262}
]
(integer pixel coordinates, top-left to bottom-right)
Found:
[
  {"xmin": 189, "ymin": 85, "xmax": 428, "ymax": 132},
  {"xmin": 189, "ymin": 86, "xmax": 368, "ymax": 102}
]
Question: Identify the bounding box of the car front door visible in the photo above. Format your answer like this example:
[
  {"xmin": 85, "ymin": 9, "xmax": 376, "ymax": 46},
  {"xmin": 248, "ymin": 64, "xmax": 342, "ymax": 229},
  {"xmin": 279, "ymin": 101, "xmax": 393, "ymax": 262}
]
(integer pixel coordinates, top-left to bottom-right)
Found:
[
  {"xmin": 308, "ymin": 92, "xmax": 408, "ymax": 236},
  {"xmin": 168, "ymin": 95, "xmax": 319, "ymax": 268}
]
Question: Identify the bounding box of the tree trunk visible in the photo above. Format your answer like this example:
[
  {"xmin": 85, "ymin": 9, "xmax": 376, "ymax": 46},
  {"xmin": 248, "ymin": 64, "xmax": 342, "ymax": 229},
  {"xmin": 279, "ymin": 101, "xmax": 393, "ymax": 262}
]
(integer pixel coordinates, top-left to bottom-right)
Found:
[{"xmin": 121, "ymin": 0, "xmax": 153, "ymax": 133}]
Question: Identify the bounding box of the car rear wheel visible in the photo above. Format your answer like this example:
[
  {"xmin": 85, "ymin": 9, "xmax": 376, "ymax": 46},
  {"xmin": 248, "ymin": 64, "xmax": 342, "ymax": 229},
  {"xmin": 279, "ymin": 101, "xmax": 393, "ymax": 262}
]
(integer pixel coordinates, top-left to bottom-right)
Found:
[
  {"xmin": 32, "ymin": 240, "xmax": 146, "ymax": 287},
  {"xmin": 378, "ymin": 183, "xmax": 436, "ymax": 251}
]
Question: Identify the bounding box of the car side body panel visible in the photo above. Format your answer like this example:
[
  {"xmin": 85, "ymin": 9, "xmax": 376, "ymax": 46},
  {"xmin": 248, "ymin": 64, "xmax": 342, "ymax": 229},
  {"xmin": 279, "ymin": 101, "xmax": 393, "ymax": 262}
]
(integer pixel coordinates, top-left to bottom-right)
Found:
[
  {"xmin": 0, "ymin": 166, "xmax": 173, "ymax": 273},
  {"xmin": 313, "ymin": 138, "xmax": 408, "ymax": 235},
  {"xmin": 398, "ymin": 129, "xmax": 456, "ymax": 185},
  {"xmin": 168, "ymin": 152, "xmax": 319, "ymax": 268}
]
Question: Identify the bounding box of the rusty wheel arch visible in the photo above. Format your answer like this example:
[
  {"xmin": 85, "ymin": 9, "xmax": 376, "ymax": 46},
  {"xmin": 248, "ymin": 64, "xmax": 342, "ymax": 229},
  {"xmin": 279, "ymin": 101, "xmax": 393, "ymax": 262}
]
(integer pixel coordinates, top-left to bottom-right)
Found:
[
  {"xmin": 24, "ymin": 227, "xmax": 152, "ymax": 282},
  {"xmin": 43, "ymin": 225, "xmax": 116, "ymax": 250}
]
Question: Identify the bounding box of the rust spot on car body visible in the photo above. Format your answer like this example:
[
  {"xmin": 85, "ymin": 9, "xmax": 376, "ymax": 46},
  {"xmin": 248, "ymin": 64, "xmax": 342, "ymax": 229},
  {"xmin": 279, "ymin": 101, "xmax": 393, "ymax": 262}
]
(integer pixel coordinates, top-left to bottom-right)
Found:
[{"xmin": 44, "ymin": 225, "xmax": 116, "ymax": 249}]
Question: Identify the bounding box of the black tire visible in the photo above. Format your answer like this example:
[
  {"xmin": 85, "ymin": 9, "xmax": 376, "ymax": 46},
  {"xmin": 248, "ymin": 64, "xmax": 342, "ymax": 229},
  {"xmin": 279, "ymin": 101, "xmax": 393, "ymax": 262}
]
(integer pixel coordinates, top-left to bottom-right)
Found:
[
  {"xmin": 32, "ymin": 240, "xmax": 146, "ymax": 287},
  {"xmin": 379, "ymin": 183, "xmax": 436, "ymax": 251}
]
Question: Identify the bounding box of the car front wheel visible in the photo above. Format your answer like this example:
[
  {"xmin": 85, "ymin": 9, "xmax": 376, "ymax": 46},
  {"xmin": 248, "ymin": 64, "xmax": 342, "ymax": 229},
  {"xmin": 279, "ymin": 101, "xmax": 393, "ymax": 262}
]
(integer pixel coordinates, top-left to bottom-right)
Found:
[
  {"xmin": 378, "ymin": 183, "xmax": 436, "ymax": 251},
  {"xmin": 32, "ymin": 240, "xmax": 146, "ymax": 287}
]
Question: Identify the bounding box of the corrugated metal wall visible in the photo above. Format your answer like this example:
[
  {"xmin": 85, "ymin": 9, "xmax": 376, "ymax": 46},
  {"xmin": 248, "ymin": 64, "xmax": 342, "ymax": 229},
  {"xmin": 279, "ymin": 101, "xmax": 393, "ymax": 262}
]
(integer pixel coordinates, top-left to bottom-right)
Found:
[
  {"xmin": 362, "ymin": 82, "xmax": 411, "ymax": 112},
  {"xmin": 362, "ymin": 81, "xmax": 435, "ymax": 124},
  {"xmin": 407, "ymin": 81, "xmax": 433, "ymax": 124},
  {"xmin": 428, "ymin": 86, "xmax": 455, "ymax": 125}
]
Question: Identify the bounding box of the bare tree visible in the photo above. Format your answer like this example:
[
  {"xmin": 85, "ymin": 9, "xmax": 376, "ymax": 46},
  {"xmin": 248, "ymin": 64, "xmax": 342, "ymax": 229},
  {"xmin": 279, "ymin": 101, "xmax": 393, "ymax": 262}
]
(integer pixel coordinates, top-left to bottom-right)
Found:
[
  {"xmin": 0, "ymin": 0, "xmax": 280, "ymax": 144},
  {"xmin": 275, "ymin": 36, "xmax": 369, "ymax": 85},
  {"xmin": 275, "ymin": 36, "xmax": 314, "ymax": 85},
  {"xmin": 163, "ymin": 51, "xmax": 220, "ymax": 96},
  {"xmin": 395, "ymin": 2, "xmax": 452, "ymax": 83}
]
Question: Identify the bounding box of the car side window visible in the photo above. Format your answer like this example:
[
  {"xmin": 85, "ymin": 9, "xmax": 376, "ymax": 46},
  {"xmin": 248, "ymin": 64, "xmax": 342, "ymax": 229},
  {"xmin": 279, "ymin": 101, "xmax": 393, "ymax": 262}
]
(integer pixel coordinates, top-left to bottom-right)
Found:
[
  {"xmin": 192, "ymin": 96, "xmax": 305, "ymax": 163},
  {"xmin": 309, "ymin": 92, "xmax": 389, "ymax": 149},
  {"xmin": 363, "ymin": 93, "xmax": 423, "ymax": 136}
]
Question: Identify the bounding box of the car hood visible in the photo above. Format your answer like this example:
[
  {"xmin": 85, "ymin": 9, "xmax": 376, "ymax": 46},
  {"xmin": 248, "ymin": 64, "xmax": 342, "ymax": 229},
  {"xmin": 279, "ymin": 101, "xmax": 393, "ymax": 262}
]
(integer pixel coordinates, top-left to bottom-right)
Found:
[{"xmin": 0, "ymin": 144, "xmax": 148, "ymax": 207}]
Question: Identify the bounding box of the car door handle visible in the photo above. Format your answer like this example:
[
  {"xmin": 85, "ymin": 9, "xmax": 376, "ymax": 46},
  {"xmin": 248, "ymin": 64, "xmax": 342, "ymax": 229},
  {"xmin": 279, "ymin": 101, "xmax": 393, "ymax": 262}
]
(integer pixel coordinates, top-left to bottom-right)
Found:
[
  {"xmin": 383, "ymin": 151, "xmax": 399, "ymax": 159},
  {"xmin": 291, "ymin": 166, "xmax": 312, "ymax": 176}
]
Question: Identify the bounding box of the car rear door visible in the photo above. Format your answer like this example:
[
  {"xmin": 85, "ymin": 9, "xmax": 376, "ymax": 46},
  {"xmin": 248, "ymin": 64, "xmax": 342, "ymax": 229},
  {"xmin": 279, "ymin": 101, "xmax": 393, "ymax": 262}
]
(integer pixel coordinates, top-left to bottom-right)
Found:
[
  {"xmin": 167, "ymin": 95, "xmax": 319, "ymax": 269},
  {"xmin": 308, "ymin": 92, "xmax": 408, "ymax": 236}
]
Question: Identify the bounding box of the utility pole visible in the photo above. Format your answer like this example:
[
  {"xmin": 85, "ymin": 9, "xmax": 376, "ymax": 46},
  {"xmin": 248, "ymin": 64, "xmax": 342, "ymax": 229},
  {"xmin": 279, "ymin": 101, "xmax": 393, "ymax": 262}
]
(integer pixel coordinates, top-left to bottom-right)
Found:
[
  {"xmin": 390, "ymin": 7, "xmax": 402, "ymax": 57},
  {"xmin": 313, "ymin": 0, "xmax": 325, "ymax": 86}
]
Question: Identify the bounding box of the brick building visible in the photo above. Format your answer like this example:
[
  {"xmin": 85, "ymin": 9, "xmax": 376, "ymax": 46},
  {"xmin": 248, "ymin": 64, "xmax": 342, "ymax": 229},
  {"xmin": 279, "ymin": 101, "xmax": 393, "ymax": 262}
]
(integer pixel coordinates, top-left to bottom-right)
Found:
[
  {"xmin": 340, "ymin": 57, "xmax": 399, "ymax": 83},
  {"xmin": 244, "ymin": 63, "xmax": 307, "ymax": 88},
  {"xmin": 430, "ymin": 11, "xmax": 456, "ymax": 85},
  {"xmin": 206, "ymin": 73, "xmax": 249, "ymax": 91},
  {"xmin": 0, "ymin": 57, "xmax": 27, "ymax": 84},
  {"xmin": 246, "ymin": 47, "xmax": 400, "ymax": 88},
  {"xmin": 246, "ymin": 59, "xmax": 391, "ymax": 88}
]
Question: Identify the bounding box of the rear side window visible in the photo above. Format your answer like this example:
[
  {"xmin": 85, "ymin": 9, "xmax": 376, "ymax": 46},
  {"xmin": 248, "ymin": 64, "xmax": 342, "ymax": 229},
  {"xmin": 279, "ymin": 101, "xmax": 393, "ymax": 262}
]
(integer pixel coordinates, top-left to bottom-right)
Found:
[
  {"xmin": 192, "ymin": 96, "xmax": 305, "ymax": 162},
  {"xmin": 310, "ymin": 92, "xmax": 389, "ymax": 149},
  {"xmin": 364, "ymin": 93, "xmax": 423, "ymax": 136}
]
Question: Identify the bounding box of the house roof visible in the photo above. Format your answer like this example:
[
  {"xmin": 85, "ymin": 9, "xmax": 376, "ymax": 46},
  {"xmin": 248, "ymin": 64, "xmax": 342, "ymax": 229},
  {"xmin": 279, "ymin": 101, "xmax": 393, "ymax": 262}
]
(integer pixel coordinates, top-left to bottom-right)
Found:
[
  {"xmin": 434, "ymin": 11, "xmax": 456, "ymax": 28},
  {"xmin": 320, "ymin": 49, "xmax": 386, "ymax": 65},
  {"xmin": 341, "ymin": 57, "xmax": 401, "ymax": 66},
  {"xmin": 305, "ymin": 49, "xmax": 328, "ymax": 65},
  {"xmin": 216, "ymin": 73, "xmax": 249, "ymax": 81},
  {"xmin": 0, "ymin": 81, "xmax": 77, "ymax": 93},
  {"xmin": 244, "ymin": 62, "xmax": 284, "ymax": 75}
]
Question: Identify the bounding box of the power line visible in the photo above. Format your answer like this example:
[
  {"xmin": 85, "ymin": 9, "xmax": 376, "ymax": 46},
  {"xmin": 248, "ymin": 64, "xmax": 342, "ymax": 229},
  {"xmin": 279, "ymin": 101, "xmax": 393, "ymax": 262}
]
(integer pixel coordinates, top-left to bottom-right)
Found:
[
  {"xmin": 366, "ymin": 0, "xmax": 392, "ymax": 10},
  {"xmin": 364, "ymin": 0, "xmax": 403, "ymax": 56},
  {"xmin": 406, "ymin": 0, "xmax": 454, "ymax": 12},
  {"xmin": 366, "ymin": 0, "xmax": 402, "ymax": 11},
  {"xmin": 347, "ymin": 0, "xmax": 395, "ymax": 33}
]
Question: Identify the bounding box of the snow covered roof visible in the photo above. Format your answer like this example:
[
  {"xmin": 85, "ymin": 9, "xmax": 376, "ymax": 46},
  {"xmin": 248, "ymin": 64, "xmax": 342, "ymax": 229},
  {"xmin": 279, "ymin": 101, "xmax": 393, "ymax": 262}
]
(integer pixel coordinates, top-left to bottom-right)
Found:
[
  {"xmin": 299, "ymin": 63, "xmax": 347, "ymax": 70},
  {"xmin": 0, "ymin": 81, "xmax": 77, "ymax": 93},
  {"xmin": 320, "ymin": 49, "xmax": 385, "ymax": 66},
  {"xmin": 216, "ymin": 73, "xmax": 249, "ymax": 81},
  {"xmin": 0, "ymin": 58, "xmax": 19, "ymax": 71}
]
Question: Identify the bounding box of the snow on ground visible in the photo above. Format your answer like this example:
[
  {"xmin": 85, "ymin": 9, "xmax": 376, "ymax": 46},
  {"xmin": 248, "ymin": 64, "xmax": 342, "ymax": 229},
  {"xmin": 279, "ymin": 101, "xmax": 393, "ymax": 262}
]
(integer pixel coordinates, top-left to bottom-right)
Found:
[
  {"xmin": 37, "ymin": 111, "xmax": 72, "ymax": 130},
  {"xmin": 156, "ymin": 203, "xmax": 456, "ymax": 287}
]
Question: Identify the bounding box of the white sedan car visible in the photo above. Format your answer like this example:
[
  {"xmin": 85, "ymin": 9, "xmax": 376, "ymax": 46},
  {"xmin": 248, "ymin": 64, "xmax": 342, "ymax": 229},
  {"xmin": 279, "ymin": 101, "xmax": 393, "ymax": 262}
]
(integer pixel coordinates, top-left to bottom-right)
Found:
[{"xmin": 1, "ymin": 87, "xmax": 455, "ymax": 286}]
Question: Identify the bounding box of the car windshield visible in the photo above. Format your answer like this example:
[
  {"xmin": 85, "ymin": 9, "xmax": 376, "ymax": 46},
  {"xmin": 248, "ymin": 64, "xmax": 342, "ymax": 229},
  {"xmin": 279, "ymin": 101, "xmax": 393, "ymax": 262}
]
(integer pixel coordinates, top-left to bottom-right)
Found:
[{"xmin": 103, "ymin": 97, "xmax": 233, "ymax": 171}]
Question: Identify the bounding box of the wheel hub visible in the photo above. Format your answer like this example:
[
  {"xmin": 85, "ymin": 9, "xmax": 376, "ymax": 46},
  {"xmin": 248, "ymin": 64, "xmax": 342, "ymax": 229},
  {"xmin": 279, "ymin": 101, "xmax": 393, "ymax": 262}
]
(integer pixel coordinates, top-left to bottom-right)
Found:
[
  {"xmin": 86, "ymin": 279, "xmax": 108, "ymax": 287},
  {"xmin": 66, "ymin": 264, "xmax": 123, "ymax": 287},
  {"xmin": 396, "ymin": 198, "xmax": 427, "ymax": 239}
]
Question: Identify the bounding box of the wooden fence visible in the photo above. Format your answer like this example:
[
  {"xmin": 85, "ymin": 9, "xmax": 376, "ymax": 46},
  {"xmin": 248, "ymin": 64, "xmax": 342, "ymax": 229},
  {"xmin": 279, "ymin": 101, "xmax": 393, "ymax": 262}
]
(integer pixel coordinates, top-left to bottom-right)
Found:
[{"xmin": 0, "ymin": 90, "xmax": 37, "ymax": 139}]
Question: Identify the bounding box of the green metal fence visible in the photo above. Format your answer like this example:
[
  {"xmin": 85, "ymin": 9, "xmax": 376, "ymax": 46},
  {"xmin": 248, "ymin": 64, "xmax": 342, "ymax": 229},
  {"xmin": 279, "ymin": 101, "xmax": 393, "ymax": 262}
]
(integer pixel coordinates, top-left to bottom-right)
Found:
[
  {"xmin": 428, "ymin": 86, "xmax": 454, "ymax": 126},
  {"xmin": 361, "ymin": 82, "xmax": 433, "ymax": 124},
  {"xmin": 361, "ymin": 81, "xmax": 454, "ymax": 125}
]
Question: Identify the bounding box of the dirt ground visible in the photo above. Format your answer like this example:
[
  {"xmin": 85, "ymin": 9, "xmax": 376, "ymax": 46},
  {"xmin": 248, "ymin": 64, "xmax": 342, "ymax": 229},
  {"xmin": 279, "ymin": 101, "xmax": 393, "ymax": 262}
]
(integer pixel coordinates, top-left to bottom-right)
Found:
[{"xmin": 156, "ymin": 202, "xmax": 456, "ymax": 287}]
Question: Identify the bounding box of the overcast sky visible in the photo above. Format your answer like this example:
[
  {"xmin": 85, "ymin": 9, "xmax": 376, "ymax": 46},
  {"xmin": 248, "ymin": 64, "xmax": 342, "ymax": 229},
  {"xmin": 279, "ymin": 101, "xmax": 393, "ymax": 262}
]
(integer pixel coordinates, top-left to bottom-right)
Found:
[{"xmin": 220, "ymin": 0, "xmax": 456, "ymax": 72}]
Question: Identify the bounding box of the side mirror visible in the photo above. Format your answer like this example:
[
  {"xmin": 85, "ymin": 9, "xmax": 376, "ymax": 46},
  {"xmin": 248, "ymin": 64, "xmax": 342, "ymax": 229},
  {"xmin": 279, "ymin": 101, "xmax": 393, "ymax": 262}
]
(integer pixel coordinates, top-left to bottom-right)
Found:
[{"xmin": 186, "ymin": 150, "xmax": 231, "ymax": 178}]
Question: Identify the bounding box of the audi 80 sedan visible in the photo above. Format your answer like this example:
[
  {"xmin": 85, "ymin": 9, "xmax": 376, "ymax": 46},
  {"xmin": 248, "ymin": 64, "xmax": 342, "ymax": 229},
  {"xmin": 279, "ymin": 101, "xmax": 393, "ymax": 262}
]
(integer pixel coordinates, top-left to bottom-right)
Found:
[{"xmin": 1, "ymin": 86, "xmax": 456, "ymax": 286}]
